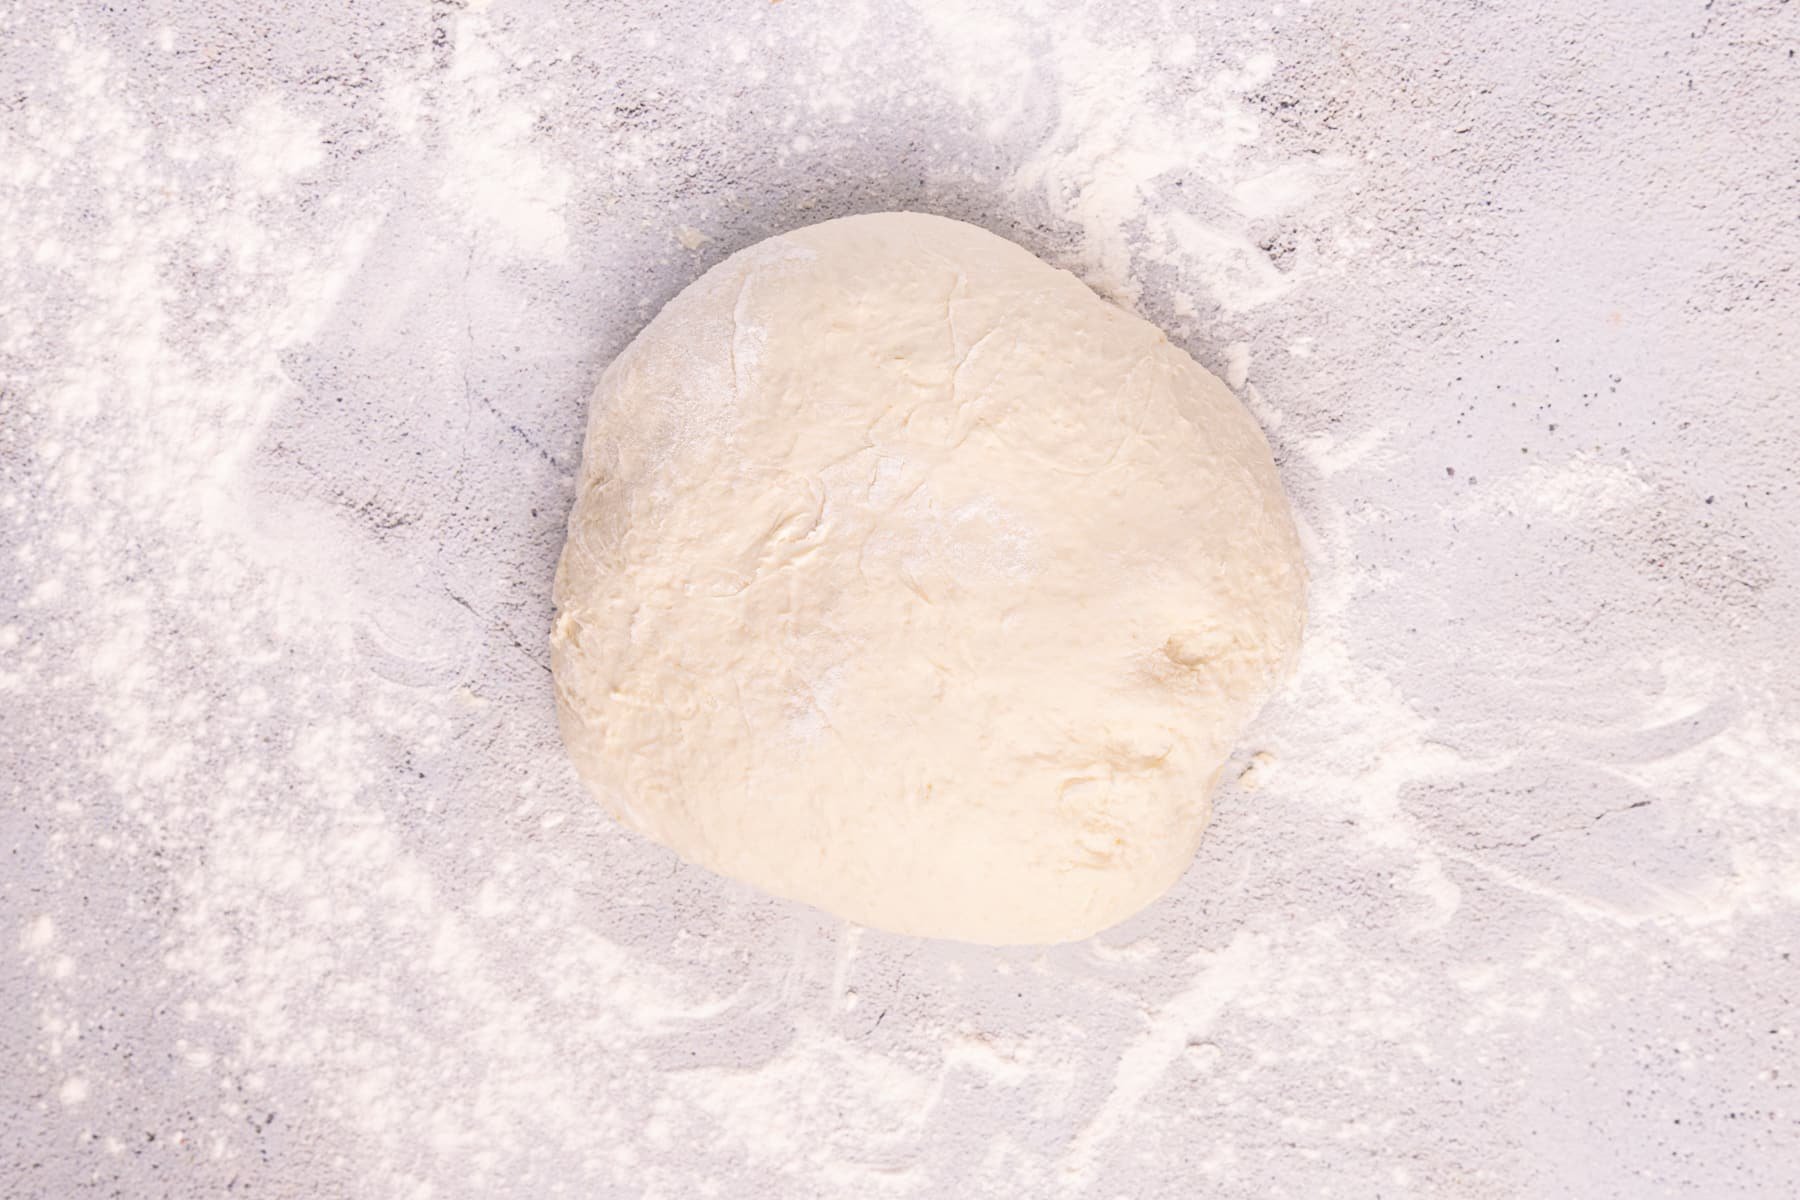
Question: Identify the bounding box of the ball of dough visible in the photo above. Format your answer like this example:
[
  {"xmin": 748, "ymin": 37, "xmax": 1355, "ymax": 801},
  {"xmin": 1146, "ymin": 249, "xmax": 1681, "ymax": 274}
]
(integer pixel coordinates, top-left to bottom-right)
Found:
[{"xmin": 551, "ymin": 213, "xmax": 1305, "ymax": 944}]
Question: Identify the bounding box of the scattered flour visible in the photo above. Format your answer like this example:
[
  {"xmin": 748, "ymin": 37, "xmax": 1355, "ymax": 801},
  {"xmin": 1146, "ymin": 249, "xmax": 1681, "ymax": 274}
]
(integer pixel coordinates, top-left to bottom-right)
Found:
[{"xmin": 3, "ymin": 1, "xmax": 1797, "ymax": 1198}]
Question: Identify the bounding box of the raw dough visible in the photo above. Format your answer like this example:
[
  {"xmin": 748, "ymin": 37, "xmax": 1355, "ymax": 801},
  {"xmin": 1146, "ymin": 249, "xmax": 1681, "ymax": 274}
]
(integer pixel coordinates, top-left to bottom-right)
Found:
[{"xmin": 551, "ymin": 213, "xmax": 1305, "ymax": 944}]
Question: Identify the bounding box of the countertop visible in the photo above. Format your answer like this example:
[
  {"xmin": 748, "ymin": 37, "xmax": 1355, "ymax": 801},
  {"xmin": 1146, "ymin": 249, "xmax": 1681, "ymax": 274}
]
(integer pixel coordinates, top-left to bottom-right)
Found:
[{"xmin": 3, "ymin": 1, "xmax": 1797, "ymax": 1196}]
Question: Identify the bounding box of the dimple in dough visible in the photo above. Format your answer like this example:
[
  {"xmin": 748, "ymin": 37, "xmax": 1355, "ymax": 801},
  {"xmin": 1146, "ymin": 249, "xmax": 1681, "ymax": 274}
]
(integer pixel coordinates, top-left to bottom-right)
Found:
[{"xmin": 551, "ymin": 212, "xmax": 1306, "ymax": 945}]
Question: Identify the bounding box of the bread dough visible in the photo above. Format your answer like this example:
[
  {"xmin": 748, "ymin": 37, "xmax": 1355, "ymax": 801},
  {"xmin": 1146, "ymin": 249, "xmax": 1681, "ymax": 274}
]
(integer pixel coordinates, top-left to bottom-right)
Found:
[{"xmin": 551, "ymin": 213, "xmax": 1305, "ymax": 944}]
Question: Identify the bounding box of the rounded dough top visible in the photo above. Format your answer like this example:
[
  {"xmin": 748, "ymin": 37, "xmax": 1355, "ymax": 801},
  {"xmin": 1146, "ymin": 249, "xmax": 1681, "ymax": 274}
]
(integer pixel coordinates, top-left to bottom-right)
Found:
[{"xmin": 552, "ymin": 212, "xmax": 1305, "ymax": 944}]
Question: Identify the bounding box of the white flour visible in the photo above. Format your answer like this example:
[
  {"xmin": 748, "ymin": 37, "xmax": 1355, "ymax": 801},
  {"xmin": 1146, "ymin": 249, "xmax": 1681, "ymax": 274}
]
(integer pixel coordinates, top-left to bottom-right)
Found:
[{"xmin": 4, "ymin": 1, "xmax": 1798, "ymax": 1197}]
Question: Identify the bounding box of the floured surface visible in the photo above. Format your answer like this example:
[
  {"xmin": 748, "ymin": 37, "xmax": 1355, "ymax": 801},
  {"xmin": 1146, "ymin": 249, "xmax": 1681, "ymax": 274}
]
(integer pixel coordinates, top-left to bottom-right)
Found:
[{"xmin": 3, "ymin": 1, "xmax": 1797, "ymax": 1197}]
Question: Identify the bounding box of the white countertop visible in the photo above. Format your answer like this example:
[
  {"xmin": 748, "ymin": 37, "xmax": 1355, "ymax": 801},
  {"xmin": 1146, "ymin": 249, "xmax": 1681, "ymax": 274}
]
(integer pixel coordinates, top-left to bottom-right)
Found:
[{"xmin": 4, "ymin": 1, "xmax": 1797, "ymax": 1196}]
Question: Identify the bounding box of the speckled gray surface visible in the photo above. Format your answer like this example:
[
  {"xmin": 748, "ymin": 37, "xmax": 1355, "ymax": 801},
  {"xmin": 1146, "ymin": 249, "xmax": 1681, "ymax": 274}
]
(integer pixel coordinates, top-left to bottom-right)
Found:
[{"xmin": 3, "ymin": 1, "xmax": 1798, "ymax": 1197}]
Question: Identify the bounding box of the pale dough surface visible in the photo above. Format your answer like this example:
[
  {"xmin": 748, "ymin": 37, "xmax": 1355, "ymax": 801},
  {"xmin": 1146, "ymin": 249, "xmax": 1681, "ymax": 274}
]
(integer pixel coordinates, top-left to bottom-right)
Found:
[{"xmin": 551, "ymin": 212, "xmax": 1305, "ymax": 944}]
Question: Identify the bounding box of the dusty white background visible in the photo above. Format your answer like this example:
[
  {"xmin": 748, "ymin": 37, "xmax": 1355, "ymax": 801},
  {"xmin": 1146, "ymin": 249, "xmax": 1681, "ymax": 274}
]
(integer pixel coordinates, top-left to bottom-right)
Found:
[{"xmin": 3, "ymin": 1, "xmax": 1798, "ymax": 1197}]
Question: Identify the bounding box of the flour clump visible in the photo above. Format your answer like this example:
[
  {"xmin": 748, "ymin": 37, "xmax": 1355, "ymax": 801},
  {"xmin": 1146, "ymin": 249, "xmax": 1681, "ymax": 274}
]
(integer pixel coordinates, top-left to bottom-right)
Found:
[{"xmin": 551, "ymin": 212, "xmax": 1305, "ymax": 944}]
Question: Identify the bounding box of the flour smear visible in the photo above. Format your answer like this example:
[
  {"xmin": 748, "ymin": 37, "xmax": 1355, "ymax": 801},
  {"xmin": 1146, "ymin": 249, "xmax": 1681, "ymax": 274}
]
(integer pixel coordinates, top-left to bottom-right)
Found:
[{"xmin": 4, "ymin": 2, "xmax": 1798, "ymax": 1198}]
